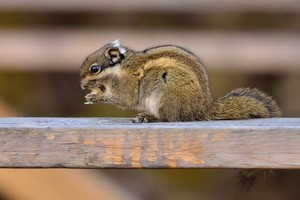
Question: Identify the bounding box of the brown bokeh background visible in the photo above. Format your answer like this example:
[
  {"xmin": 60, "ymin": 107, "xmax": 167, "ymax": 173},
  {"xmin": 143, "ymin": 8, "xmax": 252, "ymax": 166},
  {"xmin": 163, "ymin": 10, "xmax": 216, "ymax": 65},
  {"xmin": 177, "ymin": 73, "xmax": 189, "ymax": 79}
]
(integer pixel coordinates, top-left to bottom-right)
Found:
[{"xmin": 0, "ymin": 0, "xmax": 300, "ymax": 200}]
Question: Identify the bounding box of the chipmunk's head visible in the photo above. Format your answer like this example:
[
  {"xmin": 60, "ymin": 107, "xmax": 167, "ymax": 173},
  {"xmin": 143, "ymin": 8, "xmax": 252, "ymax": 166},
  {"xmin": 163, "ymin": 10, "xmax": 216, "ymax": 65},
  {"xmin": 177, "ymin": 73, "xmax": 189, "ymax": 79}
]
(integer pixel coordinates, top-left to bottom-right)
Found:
[
  {"xmin": 80, "ymin": 39, "xmax": 127, "ymax": 78},
  {"xmin": 80, "ymin": 40, "xmax": 141, "ymax": 107}
]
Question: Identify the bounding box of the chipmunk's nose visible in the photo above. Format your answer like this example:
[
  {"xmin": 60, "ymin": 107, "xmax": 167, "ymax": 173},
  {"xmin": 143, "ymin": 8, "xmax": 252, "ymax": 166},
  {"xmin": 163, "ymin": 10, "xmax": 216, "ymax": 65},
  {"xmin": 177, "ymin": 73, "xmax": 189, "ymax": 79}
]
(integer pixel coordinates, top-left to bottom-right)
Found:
[{"xmin": 80, "ymin": 79, "xmax": 88, "ymax": 90}]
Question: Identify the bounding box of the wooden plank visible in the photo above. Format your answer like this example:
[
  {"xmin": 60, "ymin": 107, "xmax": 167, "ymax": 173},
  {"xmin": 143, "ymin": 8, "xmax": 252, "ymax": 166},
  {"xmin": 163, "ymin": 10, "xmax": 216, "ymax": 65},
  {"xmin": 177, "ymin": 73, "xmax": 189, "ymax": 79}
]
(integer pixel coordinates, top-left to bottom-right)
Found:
[
  {"xmin": 0, "ymin": 30, "xmax": 299, "ymax": 73},
  {"xmin": 0, "ymin": 117, "xmax": 299, "ymax": 169},
  {"xmin": 0, "ymin": 0, "xmax": 299, "ymax": 13}
]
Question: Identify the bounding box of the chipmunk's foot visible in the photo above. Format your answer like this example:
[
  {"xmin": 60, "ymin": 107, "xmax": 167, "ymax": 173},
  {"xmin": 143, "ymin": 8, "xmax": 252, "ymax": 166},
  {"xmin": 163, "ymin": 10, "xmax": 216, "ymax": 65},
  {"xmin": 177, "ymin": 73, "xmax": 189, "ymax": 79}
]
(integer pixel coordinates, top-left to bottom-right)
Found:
[{"xmin": 132, "ymin": 112, "xmax": 159, "ymax": 123}]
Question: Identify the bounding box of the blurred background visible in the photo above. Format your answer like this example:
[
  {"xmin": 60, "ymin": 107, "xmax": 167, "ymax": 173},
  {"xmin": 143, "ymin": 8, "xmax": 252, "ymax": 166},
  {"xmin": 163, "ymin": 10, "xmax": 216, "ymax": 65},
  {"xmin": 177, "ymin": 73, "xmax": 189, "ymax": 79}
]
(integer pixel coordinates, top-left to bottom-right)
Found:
[{"xmin": 0, "ymin": 0, "xmax": 300, "ymax": 199}]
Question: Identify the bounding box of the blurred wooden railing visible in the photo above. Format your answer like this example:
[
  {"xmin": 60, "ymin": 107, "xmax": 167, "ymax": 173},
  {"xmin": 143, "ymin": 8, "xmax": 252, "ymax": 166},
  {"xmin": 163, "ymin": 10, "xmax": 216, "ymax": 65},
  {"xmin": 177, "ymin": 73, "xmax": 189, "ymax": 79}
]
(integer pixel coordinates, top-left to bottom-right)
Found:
[
  {"xmin": 1, "ymin": 117, "xmax": 300, "ymax": 169},
  {"xmin": 0, "ymin": 30, "xmax": 299, "ymax": 73},
  {"xmin": 0, "ymin": 0, "xmax": 299, "ymax": 73},
  {"xmin": 1, "ymin": 0, "xmax": 299, "ymax": 12}
]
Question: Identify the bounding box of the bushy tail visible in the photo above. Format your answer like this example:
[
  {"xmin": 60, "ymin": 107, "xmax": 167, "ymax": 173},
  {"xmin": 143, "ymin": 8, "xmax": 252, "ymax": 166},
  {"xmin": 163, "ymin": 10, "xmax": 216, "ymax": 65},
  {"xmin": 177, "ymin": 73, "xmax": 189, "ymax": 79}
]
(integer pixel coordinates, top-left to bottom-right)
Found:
[
  {"xmin": 211, "ymin": 88, "xmax": 281, "ymax": 190},
  {"xmin": 211, "ymin": 88, "xmax": 281, "ymax": 119}
]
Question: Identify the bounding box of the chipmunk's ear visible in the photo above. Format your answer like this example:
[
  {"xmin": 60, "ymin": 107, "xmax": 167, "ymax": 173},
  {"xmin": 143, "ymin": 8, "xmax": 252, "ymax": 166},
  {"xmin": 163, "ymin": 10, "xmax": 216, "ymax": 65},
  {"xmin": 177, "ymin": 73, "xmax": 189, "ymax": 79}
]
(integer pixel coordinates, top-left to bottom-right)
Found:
[
  {"xmin": 104, "ymin": 39, "xmax": 126, "ymax": 65},
  {"xmin": 111, "ymin": 39, "xmax": 127, "ymax": 54}
]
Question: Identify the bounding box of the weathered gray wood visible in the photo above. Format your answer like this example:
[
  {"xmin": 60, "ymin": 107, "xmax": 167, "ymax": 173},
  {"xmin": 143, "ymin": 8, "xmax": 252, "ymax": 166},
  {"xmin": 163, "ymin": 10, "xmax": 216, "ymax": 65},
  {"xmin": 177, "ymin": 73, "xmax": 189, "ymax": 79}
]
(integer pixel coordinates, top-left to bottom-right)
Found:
[{"xmin": 0, "ymin": 117, "xmax": 299, "ymax": 169}]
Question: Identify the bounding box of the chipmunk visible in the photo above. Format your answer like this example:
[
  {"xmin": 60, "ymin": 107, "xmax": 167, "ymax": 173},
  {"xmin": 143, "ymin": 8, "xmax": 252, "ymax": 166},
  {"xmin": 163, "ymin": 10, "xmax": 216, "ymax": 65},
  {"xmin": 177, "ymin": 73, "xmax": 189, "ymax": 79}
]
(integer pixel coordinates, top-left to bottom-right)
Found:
[{"xmin": 80, "ymin": 40, "xmax": 281, "ymax": 189}]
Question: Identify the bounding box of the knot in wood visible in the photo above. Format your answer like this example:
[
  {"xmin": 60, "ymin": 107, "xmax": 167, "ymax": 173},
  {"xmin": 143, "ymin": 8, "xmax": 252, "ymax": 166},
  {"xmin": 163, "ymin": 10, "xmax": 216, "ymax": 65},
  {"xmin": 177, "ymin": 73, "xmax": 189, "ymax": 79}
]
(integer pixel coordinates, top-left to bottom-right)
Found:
[{"xmin": 85, "ymin": 152, "xmax": 99, "ymax": 166}]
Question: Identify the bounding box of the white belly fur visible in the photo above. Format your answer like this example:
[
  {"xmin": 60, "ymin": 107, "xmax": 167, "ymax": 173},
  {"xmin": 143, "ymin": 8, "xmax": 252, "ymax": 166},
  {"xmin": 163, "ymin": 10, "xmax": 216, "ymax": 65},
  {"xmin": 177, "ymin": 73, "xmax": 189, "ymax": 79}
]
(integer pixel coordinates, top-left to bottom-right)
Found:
[{"xmin": 144, "ymin": 92, "xmax": 161, "ymax": 117}]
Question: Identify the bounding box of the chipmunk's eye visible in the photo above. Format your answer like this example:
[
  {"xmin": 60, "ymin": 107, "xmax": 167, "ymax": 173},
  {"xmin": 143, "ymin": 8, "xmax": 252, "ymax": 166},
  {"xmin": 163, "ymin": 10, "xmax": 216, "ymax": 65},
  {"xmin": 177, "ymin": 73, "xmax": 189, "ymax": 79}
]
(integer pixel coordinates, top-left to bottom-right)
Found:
[{"xmin": 89, "ymin": 64, "xmax": 101, "ymax": 74}]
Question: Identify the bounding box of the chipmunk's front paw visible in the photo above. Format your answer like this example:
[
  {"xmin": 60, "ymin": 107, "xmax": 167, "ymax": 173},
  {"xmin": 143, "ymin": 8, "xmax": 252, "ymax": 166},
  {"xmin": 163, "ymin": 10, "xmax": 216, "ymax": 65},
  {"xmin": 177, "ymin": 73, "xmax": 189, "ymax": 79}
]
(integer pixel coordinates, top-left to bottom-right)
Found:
[
  {"xmin": 84, "ymin": 93, "xmax": 105, "ymax": 104},
  {"xmin": 132, "ymin": 112, "xmax": 159, "ymax": 123}
]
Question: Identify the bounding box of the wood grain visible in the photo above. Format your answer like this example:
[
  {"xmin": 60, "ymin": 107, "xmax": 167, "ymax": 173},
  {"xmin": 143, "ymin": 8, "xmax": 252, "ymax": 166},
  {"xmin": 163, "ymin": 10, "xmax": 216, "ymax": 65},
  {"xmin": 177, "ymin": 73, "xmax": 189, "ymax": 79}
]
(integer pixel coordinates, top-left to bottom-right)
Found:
[{"xmin": 0, "ymin": 117, "xmax": 299, "ymax": 169}]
